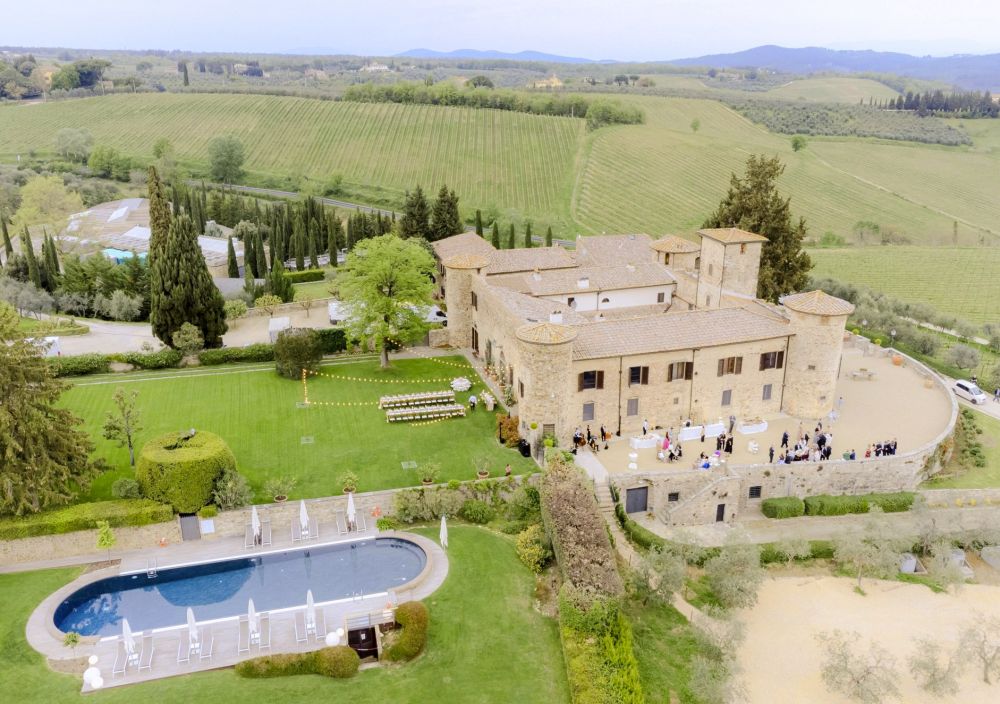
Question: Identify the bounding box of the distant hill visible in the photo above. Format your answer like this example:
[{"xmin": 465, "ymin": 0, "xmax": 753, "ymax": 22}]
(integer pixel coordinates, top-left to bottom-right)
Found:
[
  {"xmin": 397, "ymin": 48, "xmax": 609, "ymax": 64},
  {"xmin": 670, "ymin": 45, "xmax": 1000, "ymax": 90}
]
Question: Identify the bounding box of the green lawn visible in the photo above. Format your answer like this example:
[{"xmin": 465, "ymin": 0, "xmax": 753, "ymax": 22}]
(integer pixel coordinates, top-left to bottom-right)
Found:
[
  {"xmin": 292, "ymin": 279, "xmax": 336, "ymax": 301},
  {"xmin": 923, "ymin": 409, "xmax": 1000, "ymax": 489},
  {"xmin": 627, "ymin": 599, "xmax": 704, "ymax": 704},
  {"xmin": 0, "ymin": 525, "xmax": 569, "ymax": 704},
  {"xmin": 62, "ymin": 357, "xmax": 534, "ymax": 502}
]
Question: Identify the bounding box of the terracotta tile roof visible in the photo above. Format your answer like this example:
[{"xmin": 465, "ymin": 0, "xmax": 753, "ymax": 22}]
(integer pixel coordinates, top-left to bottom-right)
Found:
[
  {"xmin": 443, "ymin": 253, "xmax": 490, "ymax": 270},
  {"xmin": 431, "ymin": 231, "xmax": 496, "ymax": 261},
  {"xmin": 525, "ymin": 263, "xmax": 675, "ymax": 296},
  {"xmin": 483, "ymin": 246, "xmax": 576, "ymax": 275},
  {"xmin": 574, "ymin": 234, "xmax": 654, "ymax": 266},
  {"xmin": 516, "ymin": 321, "xmax": 578, "ymax": 345},
  {"xmin": 481, "ymin": 283, "xmax": 589, "ymax": 325},
  {"xmin": 698, "ymin": 228, "xmax": 769, "ymax": 244},
  {"xmin": 570, "ymin": 307, "xmax": 791, "ymax": 360},
  {"xmin": 650, "ymin": 235, "xmax": 700, "ymax": 253},
  {"xmin": 780, "ymin": 290, "xmax": 855, "ymax": 316}
]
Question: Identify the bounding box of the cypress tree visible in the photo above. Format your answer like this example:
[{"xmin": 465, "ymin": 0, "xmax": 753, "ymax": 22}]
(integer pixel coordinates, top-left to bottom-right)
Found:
[
  {"xmin": 182, "ymin": 62, "xmax": 189, "ymax": 86},
  {"xmin": 524, "ymin": 222, "xmax": 533, "ymax": 248},
  {"xmin": 0, "ymin": 210, "xmax": 13, "ymax": 258},
  {"xmin": 245, "ymin": 231, "xmax": 258, "ymax": 277},
  {"xmin": 293, "ymin": 215, "xmax": 306, "ymax": 270},
  {"xmin": 227, "ymin": 236, "xmax": 239, "ymax": 278},
  {"xmin": 346, "ymin": 216, "xmax": 355, "ymax": 251},
  {"xmin": 475, "ymin": 209, "xmax": 484, "ymax": 237},
  {"xmin": 429, "ymin": 185, "xmax": 461, "ymax": 241},
  {"xmin": 491, "ymin": 221, "xmax": 500, "ymax": 248},
  {"xmin": 254, "ymin": 230, "xmax": 268, "ymax": 276},
  {"xmin": 308, "ymin": 228, "xmax": 319, "ymax": 269},
  {"xmin": 545, "ymin": 226, "xmax": 553, "ymax": 246},
  {"xmin": 21, "ymin": 228, "xmax": 41, "ymax": 288},
  {"xmin": 147, "ymin": 166, "xmax": 172, "ymax": 258},
  {"xmin": 507, "ymin": 223, "xmax": 515, "ymax": 249},
  {"xmin": 150, "ymin": 214, "xmax": 227, "ymax": 347},
  {"xmin": 268, "ymin": 260, "xmax": 293, "ymax": 302},
  {"xmin": 329, "ymin": 215, "xmax": 343, "ymax": 266},
  {"xmin": 399, "ymin": 185, "xmax": 430, "ymax": 239}
]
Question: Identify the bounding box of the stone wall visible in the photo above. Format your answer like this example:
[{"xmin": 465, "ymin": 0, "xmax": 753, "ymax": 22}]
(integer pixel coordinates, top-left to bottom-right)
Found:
[
  {"xmin": 0, "ymin": 520, "xmax": 183, "ymax": 567},
  {"xmin": 721, "ymin": 241, "xmax": 762, "ymax": 299},
  {"xmin": 695, "ymin": 237, "xmax": 726, "ymax": 308},
  {"xmin": 782, "ymin": 310, "xmax": 851, "ymax": 419}
]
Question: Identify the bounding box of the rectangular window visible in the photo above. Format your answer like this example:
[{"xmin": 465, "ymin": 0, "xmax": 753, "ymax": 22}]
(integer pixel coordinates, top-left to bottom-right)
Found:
[
  {"xmin": 721, "ymin": 389, "xmax": 732, "ymax": 407},
  {"xmin": 740, "ymin": 243, "xmax": 747, "ymax": 254},
  {"xmin": 717, "ymin": 356, "xmax": 743, "ymax": 376},
  {"xmin": 668, "ymin": 492, "xmax": 680, "ymax": 502},
  {"xmin": 657, "ymin": 291, "xmax": 666, "ymax": 303},
  {"xmin": 578, "ymin": 370, "xmax": 604, "ymax": 391},
  {"xmin": 808, "ymin": 364, "xmax": 816, "ymax": 371},
  {"xmin": 543, "ymin": 423, "xmax": 555, "ymax": 437},
  {"xmin": 626, "ymin": 398, "xmax": 639, "ymax": 416},
  {"xmin": 762, "ymin": 383, "xmax": 773, "ymax": 401},
  {"xmin": 518, "ymin": 380, "xmax": 524, "ymax": 398},
  {"xmin": 748, "ymin": 485, "xmax": 762, "ymax": 499},
  {"xmin": 628, "ymin": 366, "xmax": 649, "ymax": 386},
  {"xmin": 668, "ymin": 361, "xmax": 693, "ymax": 382},
  {"xmin": 470, "ymin": 291, "xmax": 477, "ymax": 309},
  {"xmin": 567, "ymin": 296, "xmax": 575, "ymax": 308},
  {"xmin": 759, "ymin": 350, "xmax": 785, "ymax": 371},
  {"xmin": 582, "ymin": 403, "xmax": 595, "ymax": 421}
]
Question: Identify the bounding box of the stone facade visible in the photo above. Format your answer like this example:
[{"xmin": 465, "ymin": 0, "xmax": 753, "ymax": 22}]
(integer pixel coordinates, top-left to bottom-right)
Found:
[{"xmin": 782, "ymin": 308, "xmax": 852, "ymax": 419}]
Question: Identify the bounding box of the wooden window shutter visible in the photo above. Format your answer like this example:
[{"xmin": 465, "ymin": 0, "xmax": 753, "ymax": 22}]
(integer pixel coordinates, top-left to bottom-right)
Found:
[
  {"xmin": 641, "ymin": 366, "xmax": 649, "ymax": 384},
  {"xmin": 735, "ymin": 357, "xmax": 743, "ymax": 374},
  {"xmin": 597, "ymin": 371, "xmax": 604, "ymax": 389},
  {"xmin": 717, "ymin": 359, "xmax": 724, "ymax": 377},
  {"xmin": 777, "ymin": 350, "xmax": 784, "ymax": 369},
  {"xmin": 667, "ymin": 365, "xmax": 674, "ymax": 382},
  {"xmin": 685, "ymin": 362, "xmax": 693, "ymax": 380},
  {"xmin": 759, "ymin": 354, "xmax": 767, "ymax": 371},
  {"xmin": 578, "ymin": 373, "xmax": 585, "ymax": 391}
]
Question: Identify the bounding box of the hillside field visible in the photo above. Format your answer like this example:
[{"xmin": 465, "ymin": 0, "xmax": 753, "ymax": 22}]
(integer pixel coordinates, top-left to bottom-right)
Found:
[
  {"xmin": 766, "ymin": 76, "xmax": 900, "ymax": 103},
  {"xmin": 809, "ymin": 246, "xmax": 1000, "ymax": 325}
]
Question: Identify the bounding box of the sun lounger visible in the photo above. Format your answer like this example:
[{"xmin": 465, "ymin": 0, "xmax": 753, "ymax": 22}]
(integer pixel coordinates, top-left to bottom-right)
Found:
[
  {"xmin": 294, "ymin": 610, "xmax": 308, "ymax": 643},
  {"xmin": 200, "ymin": 626, "xmax": 214, "ymax": 661},
  {"xmin": 261, "ymin": 520, "xmax": 272, "ymax": 546},
  {"xmin": 335, "ymin": 511, "xmax": 348, "ymax": 535},
  {"xmin": 238, "ymin": 616, "xmax": 251, "ymax": 655},
  {"xmin": 177, "ymin": 634, "xmax": 191, "ymax": 664},
  {"xmin": 292, "ymin": 521, "xmax": 302, "ymax": 542},
  {"xmin": 139, "ymin": 631, "xmax": 154, "ymax": 672},
  {"xmin": 112, "ymin": 639, "xmax": 128, "ymax": 678},
  {"xmin": 259, "ymin": 613, "xmax": 271, "ymax": 652},
  {"xmin": 315, "ymin": 608, "xmax": 328, "ymax": 641}
]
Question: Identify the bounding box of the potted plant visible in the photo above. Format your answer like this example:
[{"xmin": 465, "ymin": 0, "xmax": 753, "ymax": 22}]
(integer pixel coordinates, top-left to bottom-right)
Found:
[
  {"xmin": 474, "ymin": 457, "xmax": 490, "ymax": 480},
  {"xmin": 420, "ymin": 463, "xmax": 440, "ymax": 486},
  {"xmin": 264, "ymin": 476, "xmax": 297, "ymax": 503},
  {"xmin": 338, "ymin": 471, "xmax": 359, "ymax": 494}
]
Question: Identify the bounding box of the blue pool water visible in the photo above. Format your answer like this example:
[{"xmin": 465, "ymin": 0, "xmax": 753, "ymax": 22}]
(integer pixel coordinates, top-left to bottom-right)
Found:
[{"xmin": 55, "ymin": 538, "xmax": 426, "ymax": 637}]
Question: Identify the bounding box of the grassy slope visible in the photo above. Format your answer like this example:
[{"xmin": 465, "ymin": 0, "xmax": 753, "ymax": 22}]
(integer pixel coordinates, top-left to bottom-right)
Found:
[
  {"xmin": 923, "ymin": 410, "xmax": 1000, "ymax": 489},
  {"xmin": 627, "ymin": 600, "xmax": 704, "ymax": 704},
  {"xmin": 809, "ymin": 246, "xmax": 1000, "ymax": 324},
  {"xmin": 767, "ymin": 77, "xmax": 900, "ymax": 103},
  {"xmin": 62, "ymin": 357, "xmax": 535, "ymax": 502},
  {"xmin": 0, "ymin": 526, "xmax": 569, "ymax": 704}
]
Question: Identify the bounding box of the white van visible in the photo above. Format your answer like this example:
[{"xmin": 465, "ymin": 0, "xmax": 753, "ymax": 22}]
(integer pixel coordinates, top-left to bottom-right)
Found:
[{"xmin": 954, "ymin": 380, "xmax": 988, "ymax": 405}]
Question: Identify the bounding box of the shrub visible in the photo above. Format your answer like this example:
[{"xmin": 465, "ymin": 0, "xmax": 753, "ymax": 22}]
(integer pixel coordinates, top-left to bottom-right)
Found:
[
  {"xmin": 761, "ymin": 497, "xmax": 805, "ymax": 519},
  {"xmin": 516, "ymin": 524, "xmax": 551, "ymax": 573},
  {"xmin": 116, "ymin": 349, "xmax": 183, "ymax": 369},
  {"xmin": 264, "ymin": 476, "xmax": 298, "ymax": 499},
  {"xmin": 235, "ymin": 646, "xmax": 358, "ymax": 679},
  {"xmin": 48, "ymin": 353, "xmax": 110, "ymax": 377},
  {"xmin": 315, "ymin": 328, "xmax": 347, "ymax": 354},
  {"xmin": 136, "ymin": 430, "xmax": 237, "ymax": 513},
  {"xmin": 337, "ymin": 471, "xmax": 359, "ymax": 493},
  {"xmin": 392, "ymin": 486, "xmax": 464, "ymax": 523},
  {"xmin": 111, "ymin": 477, "xmax": 142, "ymax": 499},
  {"xmin": 273, "ymin": 328, "xmax": 322, "ymax": 378},
  {"xmin": 283, "ymin": 269, "xmax": 326, "ymax": 284},
  {"xmin": 506, "ymin": 484, "xmax": 541, "ymax": 520},
  {"xmin": 496, "ymin": 414, "xmax": 520, "ymax": 447},
  {"xmin": 198, "ymin": 344, "xmax": 274, "ymax": 365},
  {"xmin": 383, "ymin": 601, "xmax": 429, "ymax": 661},
  {"xmin": 376, "ymin": 516, "xmax": 400, "ymax": 531},
  {"xmin": 198, "ymin": 505, "xmax": 218, "ymax": 518},
  {"xmin": 312, "ymin": 646, "xmax": 360, "ymax": 678},
  {"xmin": 0, "ymin": 499, "xmax": 172, "ymax": 540},
  {"xmin": 460, "ymin": 499, "xmax": 493, "ymax": 524},
  {"xmin": 223, "ymin": 299, "xmax": 248, "ymax": 320},
  {"xmin": 804, "ymin": 492, "xmax": 915, "ymax": 516},
  {"xmin": 212, "ymin": 466, "xmax": 254, "ymax": 510}
]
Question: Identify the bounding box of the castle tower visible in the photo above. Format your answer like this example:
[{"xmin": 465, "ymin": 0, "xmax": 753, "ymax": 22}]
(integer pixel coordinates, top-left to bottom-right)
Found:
[
  {"xmin": 442, "ymin": 254, "xmax": 489, "ymax": 349},
  {"xmin": 780, "ymin": 290, "xmax": 855, "ymax": 419},
  {"xmin": 515, "ymin": 318, "xmax": 577, "ymax": 447},
  {"xmin": 694, "ymin": 228, "xmax": 768, "ymax": 308}
]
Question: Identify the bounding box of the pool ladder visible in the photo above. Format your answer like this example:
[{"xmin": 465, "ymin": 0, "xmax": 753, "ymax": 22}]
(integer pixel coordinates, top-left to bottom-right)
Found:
[{"xmin": 146, "ymin": 558, "xmax": 157, "ymax": 578}]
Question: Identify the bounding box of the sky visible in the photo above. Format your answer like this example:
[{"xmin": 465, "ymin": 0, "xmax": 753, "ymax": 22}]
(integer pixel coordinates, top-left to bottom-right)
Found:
[{"xmin": 2, "ymin": 0, "xmax": 999, "ymax": 60}]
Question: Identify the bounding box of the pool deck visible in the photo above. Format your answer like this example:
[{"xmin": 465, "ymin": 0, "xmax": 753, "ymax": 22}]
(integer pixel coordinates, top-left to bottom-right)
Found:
[{"xmin": 24, "ymin": 526, "xmax": 448, "ymax": 692}]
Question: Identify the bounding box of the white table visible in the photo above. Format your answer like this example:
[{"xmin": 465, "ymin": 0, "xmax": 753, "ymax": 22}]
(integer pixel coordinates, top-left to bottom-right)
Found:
[
  {"xmin": 629, "ymin": 434, "xmax": 662, "ymax": 449},
  {"xmin": 704, "ymin": 422, "xmax": 726, "ymax": 438},
  {"xmin": 678, "ymin": 425, "xmax": 703, "ymax": 442},
  {"xmin": 737, "ymin": 420, "xmax": 768, "ymax": 435}
]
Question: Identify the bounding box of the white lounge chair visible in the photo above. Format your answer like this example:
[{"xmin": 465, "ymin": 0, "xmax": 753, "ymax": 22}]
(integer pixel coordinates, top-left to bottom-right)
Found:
[
  {"xmin": 200, "ymin": 626, "xmax": 214, "ymax": 661},
  {"xmin": 294, "ymin": 610, "xmax": 308, "ymax": 643},
  {"xmin": 139, "ymin": 631, "xmax": 154, "ymax": 672},
  {"xmin": 237, "ymin": 616, "xmax": 250, "ymax": 655},
  {"xmin": 112, "ymin": 639, "xmax": 128, "ymax": 678},
  {"xmin": 177, "ymin": 635, "xmax": 191, "ymax": 664},
  {"xmin": 259, "ymin": 613, "xmax": 271, "ymax": 652},
  {"xmin": 315, "ymin": 608, "xmax": 328, "ymax": 641}
]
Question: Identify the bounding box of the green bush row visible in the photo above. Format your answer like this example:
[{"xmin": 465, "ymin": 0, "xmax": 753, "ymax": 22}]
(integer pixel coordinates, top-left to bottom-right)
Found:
[
  {"xmin": 49, "ymin": 353, "xmax": 110, "ymax": 377},
  {"xmin": 198, "ymin": 344, "xmax": 275, "ymax": 365},
  {"xmin": 316, "ymin": 328, "xmax": 347, "ymax": 354},
  {"xmin": 0, "ymin": 499, "xmax": 173, "ymax": 540},
  {"xmin": 235, "ymin": 646, "xmax": 359, "ymax": 679},
  {"xmin": 761, "ymin": 497, "xmax": 806, "ymax": 519},
  {"xmin": 803, "ymin": 492, "xmax": 915, "ymax": 516},
  {"xmin": 383, "ymin": 601, "xmax": 429, "ymax": 662},
  {"xmin": 115, "ymin": 349, "xmax": 184, "ymax": 369},
  {"xmin": 283, "ymin": 269, "xmax": 326, "ymax": 284}
]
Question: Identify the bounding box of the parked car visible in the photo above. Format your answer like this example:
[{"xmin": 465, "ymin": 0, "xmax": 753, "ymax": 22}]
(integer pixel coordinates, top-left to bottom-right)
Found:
[{"xmin": 953, "ymin": 379, "xmax": 988, "ymax": 404}]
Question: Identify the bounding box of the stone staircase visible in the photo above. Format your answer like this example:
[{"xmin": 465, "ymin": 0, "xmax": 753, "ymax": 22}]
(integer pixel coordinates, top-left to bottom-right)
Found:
[{"xmin": 594, "ymin": 480, "xmax": 616, "ymax": 514}]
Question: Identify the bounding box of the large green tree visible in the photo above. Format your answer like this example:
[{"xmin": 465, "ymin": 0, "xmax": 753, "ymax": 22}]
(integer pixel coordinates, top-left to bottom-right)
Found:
[
  {"xmin": 702, "ymin": 154, "xmax": 812, "ymax": 301},
  {"xmin": 0, "ymin": 301, "xmax": 101, "ymax": 515},
  {"xmin": 149, "ymin": 213, "xmax": 227, "ymax": 347},
  {"xmin": 207, "ymin": 135, "xmax": 246, "ymax": 184},
  {"xmin": 429, "ymin": 185, "xmax": 462, "ymax": 241},
  {"xmin": 337, "ymin": 234, "xmax": 436, "ymax": 368},
  {"xmin": 399, "ymin": 186, "xmax": 430, "ymax": 239}
]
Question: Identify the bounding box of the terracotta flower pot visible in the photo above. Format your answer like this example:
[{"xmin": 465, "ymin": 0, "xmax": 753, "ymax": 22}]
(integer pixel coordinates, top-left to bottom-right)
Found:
[
  {"xmin": 273, "ymin": 495, "xmax": 287, "ymax": 503},
  {"xmin": 477, "ymin": 471, "xmax": 490, "ymax": 479}
]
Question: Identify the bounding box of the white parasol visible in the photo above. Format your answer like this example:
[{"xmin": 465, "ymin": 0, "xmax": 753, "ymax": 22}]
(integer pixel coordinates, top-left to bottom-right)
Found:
[
  {"xmin": 439, "ymin": 514, "xmax": 448, "ymax": 549},
  {"xmin": 306, "ymin": 589, "xmax": 316, "ymax": 631},
  {"xmin": 346, "ymin": 491, "xmax": 356, "ymax": 529},
  {"xmin": 248, "ymin": 598, "xmax": 259, "ymax": 636},
  {"xmin": 251, "ymin": 505, "xmax": 261, "ymax": 544},
  {"xmin": 121, "ymin": 618, "xmax": 136, "ymax": 657},
  {"xmin": 299, "ymin": 500, "xmax": 310, "ymax": 535},
  {"xmin": 186, "ymin": 607, "xmax": 200, "ymax": 647}
]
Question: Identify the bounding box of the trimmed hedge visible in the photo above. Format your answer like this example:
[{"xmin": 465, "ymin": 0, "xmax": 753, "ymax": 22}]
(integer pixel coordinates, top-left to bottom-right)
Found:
[
  {"xmin": 198, "ymin": 344, "xmax": 275, "ymax": 365},
  {"xmin": 284, "ymin": 269, "xmax": 326, "ymax": 284},
  {"xmin": 136, "ymin": 431, "xmax": 237, "ymax": 513},
  {"xmin": 803, "ymin": 492, "xmax": 915, "ymax": 517},
  {"xmin": 0, "ymin": 499, "xmax": 173, "ymax": 540},
  {"xmin": 383, "ymin": 601, "xmax": 429, "ymax": 662},
  {"xmin": 316, "ymin": 328, "xmax": 347, "ymax": 354},
  {"xmin": 114, "ymin": 349, "xmax": 183, "ymax": 369},
  {"xmin": 235, "ymin": 646, "xmax": 359, "ymax": 679},
  {"xmin": 761, "ymin": 497, "xmax": 805, "ymax": 519},
  {"xmin": 49, "ymin": 353, "xmax": 110, "ymax": 377}
]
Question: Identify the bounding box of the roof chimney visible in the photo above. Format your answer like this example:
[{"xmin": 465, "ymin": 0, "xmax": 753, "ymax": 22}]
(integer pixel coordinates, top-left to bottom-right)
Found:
[
  {"xmin": 549, "ymin": 311, "xmax": 563, "ymax": 324},
  {"xmin": 577, "ymin": 276, "xmax": 590, "ymax": 289}
]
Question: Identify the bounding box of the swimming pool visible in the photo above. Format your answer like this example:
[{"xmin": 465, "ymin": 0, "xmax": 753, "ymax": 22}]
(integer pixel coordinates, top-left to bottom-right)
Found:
[{"xmin": 54, "ymin": 538, "xmax": 426, "ymax": 637}]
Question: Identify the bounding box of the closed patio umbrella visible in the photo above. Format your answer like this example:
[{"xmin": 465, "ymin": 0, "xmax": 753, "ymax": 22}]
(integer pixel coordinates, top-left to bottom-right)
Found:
[
  {"xmin": 306, "ymin": 589, "xmax": 316, "ymax": 630},
  {"xmin": 440, "ymin": 515, "xmax": 448, "ymax": 549},
  {"xmin": 299, "ymin": 500, "xmax": 310, "ymax": 535},
  {"xmin": 346, "ymin": 492, "xmax": 356, "ymax": 530},
  {"xmin": 121, "ymin": 618, "xmax": 136, "ymax": 657},
  {"xmin": 248, "ymin": 598, "xmax": 259, "ymax": 636},
  {"xmin": 186, "ymin": 607, "xmax": 200, "ymax": 647}
]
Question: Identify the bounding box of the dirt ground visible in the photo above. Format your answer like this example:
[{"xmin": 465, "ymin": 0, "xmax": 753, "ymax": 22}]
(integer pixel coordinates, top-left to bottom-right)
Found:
[{"xmin": 736, "ymin": 575, "xmax": 1000, "ymax": 703}]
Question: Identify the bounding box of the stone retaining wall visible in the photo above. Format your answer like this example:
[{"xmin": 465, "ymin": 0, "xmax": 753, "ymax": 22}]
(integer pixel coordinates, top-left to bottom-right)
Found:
[
  {"xmin": 0, "ymin": 521, "xmax": 183, "ymax": 567},
  {"xmin": 920, "ymin": 488, "xmax": 1000, "ymax": 509}
]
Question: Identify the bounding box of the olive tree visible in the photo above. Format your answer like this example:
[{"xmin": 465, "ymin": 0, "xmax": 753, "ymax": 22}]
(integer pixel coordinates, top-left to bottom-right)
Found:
[
  {"xmin": 817, "ymin": 630, "xmax": 900, "ymax": 704},
  {"xmin": 960, "ymin": 614, "xmax": 1000, "ymax": 684},
  {"xmin": 908, "ymin": 638, "xmax": 963, "ymax": 697},
  {"xmin": 704, "ymin": 540, "xmax": 764, "ymax": 609}
]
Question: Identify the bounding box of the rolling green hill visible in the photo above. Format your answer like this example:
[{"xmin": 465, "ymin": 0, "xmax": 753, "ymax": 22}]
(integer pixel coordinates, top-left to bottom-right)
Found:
[{"xmin": 766, "ymin": 77, "xmax": 900, "ymax": 103}]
